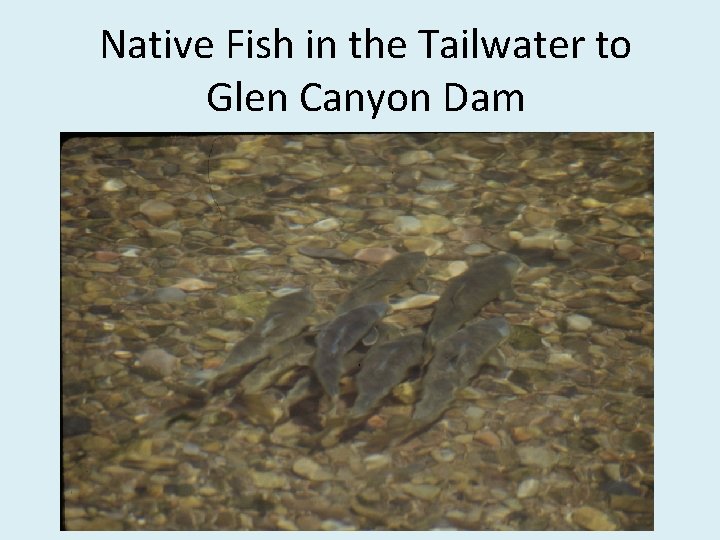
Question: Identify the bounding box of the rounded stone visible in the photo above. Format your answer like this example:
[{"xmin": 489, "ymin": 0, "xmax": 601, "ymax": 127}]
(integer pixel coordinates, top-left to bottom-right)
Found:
[
  {"xmin": 518, "ymin": 230, "xmax": 561, "ymax": 250},
  {"xmin": 565, "ymin": 314, "xmax": 592, "ymax": 332},
  {"xmin": 611, "ymin": 197, "xmax": 653, "ymax": 217},
  {"xmin": 464, "ymin": 243, "xmax": 492, "ymax": 256},
  {"xmin": 312, "ymin": 217, "xmax": 341, "ymax": 232},
  {"xmin": 431, "ymin": 448, "xmax": 456, "ymax": 463},
  {"xmin": 517, "ymin": 478, "xmax": 540, "ymax": 498},
  {"xmin": 397, "ymin": 150, "xmax": 433, "ymax": 166},
  {"xmin": 394, "ymin": 215, "xmax": 423, "ymax": 235},
  {"xmin": 353, "ymin": 247, "xmax": 398, "ymax": 263},
  {"xmin": 138, "ymin": 347, "xmax": 180, "ymax": 377},
  {"xmin": 516, "ymin": 445, "xmax": 559, "ymax": 468},
  {"xmin": 403, "ymin": 236, "xmax": 443, "ymax": 255},
  {"xmin": 139, "ymin": 200, "xmax": 177, "ymax": 225},
  {"xmin": 292, "ymin": 457, "xmax": 333, "ymax": 481},
  {"xmin": 571, "ymin": 506, "xmax": 618, "ymax": 531},
  {"xmin": 102, "ymin": 178, "xmax": 127, "ymax": 192},
  {"xmin": 418, "ymin": 214, "xmax": 453, "ymax": 234}
]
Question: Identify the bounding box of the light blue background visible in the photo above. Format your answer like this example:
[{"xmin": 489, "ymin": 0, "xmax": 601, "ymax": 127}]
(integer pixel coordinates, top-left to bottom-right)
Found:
[{"xmin": 1, "ymin": 0, "xmax": 717, "ymax": 538}]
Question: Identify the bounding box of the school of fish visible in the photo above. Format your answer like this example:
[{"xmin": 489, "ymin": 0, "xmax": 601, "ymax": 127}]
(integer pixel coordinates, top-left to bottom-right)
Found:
[{"xmin": 185, "ymin": 251, "xmax": 522, "ymax": 449}]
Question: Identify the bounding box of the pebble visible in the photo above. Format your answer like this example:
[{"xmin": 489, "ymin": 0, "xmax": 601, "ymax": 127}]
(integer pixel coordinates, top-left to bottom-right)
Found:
[
  {"xmin": 94, "ymin": 250, "xmax": 120, "ymax": 262},
  {"xmin": 238, "ymin": 247, "xmax": 269, "ymax": 259},
  {"xmin": 82, "ymin": 435, "xmax": 114, "ymax": 452},
  {"xmin": 609, "ymin": 494, "xmax": 653, "ymax": 513},
  {"xmin": 139, "ymin": 200, "xmax": 176, "ymax": 225},
  {"xmin": 618, "ymin": 244, "xmax": 643, "ymax": 259},
  {"xmin": 611, "ymin": 197, "xmax": 653, "ymax": 217},
  {"xmin": 548, "ymin": 352, "xmax": 583, "ymax": 368},
  {"xmin": 571, "ymin": 506, "xmax": 618, "ymax": 531},
  {"xmin": 418, "ymin": 214, "xmax": 453, "ymax": 234},
  {"xmin": 413, "ymin": 195, "xmax": 442, "ymax": 209},
  {"xmin": 517, "ymin": 478, "xmax": 540, "ymax": 498},
  {"xmin": 591, "ymin": 310, "xmax": 643, "ymax": 330},
  {"xmin": 205, "ymin": 328, "xmax": 241, "ymax": 342},
  {"xmin": 147, "ymin": 228, "xmax": 182, "ymax": 246},
  {"xmin": 400, "ymin": 483, "xmax": 441, "ymax": 501},
  {"xmin": 474, "ymin": 430, "xmax": 502, "ymax": 448},
  {"xmin": 464, "ymin": 243, "xmax": 492, "ymax": 256},
  {"xmin": 565, "ymin": 314, "xmax": 592, "ymax": 331},
  {"xmin": 119, "ymin": 246, "xmax": 142, "ymax": 257},
  {"xmin": 522, "ymin": 208, "xmax": 555, "ymax": 228},
  {"xmin": 270, "ymin": 421, "xmax": 304, "ymax": 443},
  {"xmin": 249, "ymin": 470, "xmax": 288, "ymax": 490},
  {"xmin": 518, "ymin": 230, "xmax": 561, "ymax": 250},
  {"xmin": 102, "ymin": 178, "xmax": 127, "ymax": 191},
  {"xmin": 433, "ymin": 260, "xmax": 468, "ymax": 281},
  {"xmin": 287, "ymin": 162, "xmax": 326, "ymax": 179},
  {"xmin": 464, "ymin": 406, "xmax": 486, "ymax": 430},
  {"xmin": 275, "ymin": 517, "xmax": 299, "ymax": 531},
  {"xmin": 84, "ymin": 262, "xmax": 119, "ymax": 273},
  {"xmin": 431, "ymin": 448, "xmax": 456, "ymax": 463},
  {"xmin": 353, "ymin": 246, "xmax": 399, "ymax": 264},
  {"xmin": 553, "ymin": 238, "xmax": 574, "ymax": 251},
  {"xmin": 403, "ymin": 236, "xmax": 444, "ymax": 255},
  {"xmin": 448, "ymin": 227, "xmax": 484, "ymax": 243},
  {"xmin": 292, "ymin": 457, "xmax": 333, "ymax": 481},
  {"xmin": 397, "ymin": 149, "xmax": 433, "ymax": 165},
  {"xmin": 171, "ymin": 278, "xmax": 216, "ymax": 291},
  {"xmin": 526, "ymin": 164, "xmax": 569, "ymax": 182},
  {"xmin": 581, "ymin": 198, "xmax": 607, "ymax": 209},
  {"xmin": 363, "ymin": 453, "xmax": 391, "ymax": 471},
  {"xmin": 138, "ymin": 347, "xmax": 179, "ymax": 377},
  {"xmin": 391, "ymin": 293, "xmax": 440, "ymax": 310},
  {"xmin": 367, "ymin": 208, "xmax": 402, "ymax": 223},
  {"xmin": 217, "ymin": 158, "xmax": 252, "ymax": 171},
  {"xmin": 417, "ymin": 179, "xmax": 458, "ymax": 193},
  {"xmin": 516, "ymin": 445, "xmax": 559, "ymax": 468},
  {"xmin": 320, "ymin": 519, "xmax": 356, "ymax": 531},
  {"xmin": 394, "ymin": 215, "xmax": 423, "ymax": 235},
  {"xmin": 606, "ymin": 290, "xmax": 641, "ymax": 303},
  {"xmin": 392, "ymin": 382, "xmax": 416, "ymax": 404},
  {"xmin": 312, "ymin": 217, "xmax": 341, "ymax": 232}
]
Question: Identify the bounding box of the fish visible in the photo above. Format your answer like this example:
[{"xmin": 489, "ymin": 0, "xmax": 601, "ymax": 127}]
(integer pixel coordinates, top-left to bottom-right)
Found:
[
  {"xmin": 238, "ymin": 336, "xmax": 314, "ymax": 394},
  {"xmin": 365, "ymin": 317, "xmax": 510, "ymax": 450},
  {"xmin": 337, "ymin": 252, "xmax": 428, "ymax": 313},
  {"xmin": 309, "ymin": 333, "xmax": 425, "ymax": 449},
  {"xmin": 425, "ymin": 254, "xmax": 520, "ymax": 349},
  {"xmin": 209, "ymin": 288, "xmax": 315, "ymax": 388},
  {"xmin": 313, "ymin": 303, "xmax": 390, "ymax": 403},
  {"xmin": 350, "ymin": 333, "xmax": 424, "ymax": 418}
]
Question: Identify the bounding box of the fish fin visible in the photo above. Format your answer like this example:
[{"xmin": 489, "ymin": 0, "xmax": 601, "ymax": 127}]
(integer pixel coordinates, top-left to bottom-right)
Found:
[
  {"xmin": 449, "ymin": 281, "xmax": 470, "ymax": 307},
  {"xmin": 258, "ymin": 313, "xmax": 283, "ymax": 338}
]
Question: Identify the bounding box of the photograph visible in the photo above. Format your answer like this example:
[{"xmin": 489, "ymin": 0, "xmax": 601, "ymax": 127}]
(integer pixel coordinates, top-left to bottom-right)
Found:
[{"xmin": 61, "ymin": 133, "xmax": 653, "ymax": 530}]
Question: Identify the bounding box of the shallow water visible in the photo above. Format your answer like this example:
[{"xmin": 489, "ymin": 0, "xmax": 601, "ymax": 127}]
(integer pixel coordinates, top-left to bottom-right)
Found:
[{"xmin": 61, "ymin": 133, "xmax": 653, "ymax": 530}]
